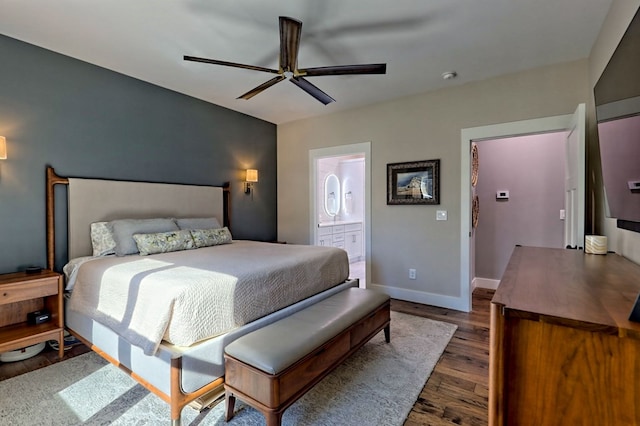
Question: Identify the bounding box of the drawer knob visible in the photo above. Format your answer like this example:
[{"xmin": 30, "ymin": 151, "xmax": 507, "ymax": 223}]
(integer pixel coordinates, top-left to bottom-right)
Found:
[{"xmin": 2, "ymin": 292, "xmax": 7, "ymax": 297}]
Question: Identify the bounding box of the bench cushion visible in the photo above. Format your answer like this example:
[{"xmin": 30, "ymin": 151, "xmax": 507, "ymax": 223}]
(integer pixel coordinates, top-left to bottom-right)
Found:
[{"xmin": 224, "ymin": 288, "xmax": 389, "ymax": 374}]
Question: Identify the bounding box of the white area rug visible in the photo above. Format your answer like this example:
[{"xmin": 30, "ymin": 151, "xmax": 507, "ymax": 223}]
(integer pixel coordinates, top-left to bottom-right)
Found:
[{"xmin": 0, "ymin": 312, "xmax": 456, "ymax": 425}]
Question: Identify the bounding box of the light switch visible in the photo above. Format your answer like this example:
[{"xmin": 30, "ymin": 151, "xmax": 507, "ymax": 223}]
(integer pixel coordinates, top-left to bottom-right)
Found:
[{"xmin": 436, "ymin": 210, "xmax": 448, "ymax": 221}]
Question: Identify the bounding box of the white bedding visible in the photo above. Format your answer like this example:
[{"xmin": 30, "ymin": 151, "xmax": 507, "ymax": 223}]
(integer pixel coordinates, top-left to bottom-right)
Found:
[{"xmin": 67, "ymin": 241, "xmax": 349, "ymax": 355}]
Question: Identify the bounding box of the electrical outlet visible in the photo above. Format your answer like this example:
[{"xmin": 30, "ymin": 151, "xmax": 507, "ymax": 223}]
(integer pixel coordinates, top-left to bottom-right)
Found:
[{"xmin": 409, "ymin": 268, "xmax": 416, "ymax": 280}]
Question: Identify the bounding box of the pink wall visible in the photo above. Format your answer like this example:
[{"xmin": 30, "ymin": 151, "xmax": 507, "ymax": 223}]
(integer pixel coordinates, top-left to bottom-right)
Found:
[{"xmin": 474, "ymin": 132, "xmax": 566, "ymax": 280}]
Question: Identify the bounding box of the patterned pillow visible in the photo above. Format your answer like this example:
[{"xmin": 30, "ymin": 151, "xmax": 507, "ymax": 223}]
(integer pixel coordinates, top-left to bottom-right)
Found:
[
  {"xmin": 90, "ymin": 222, "xmax": 116, "ymax": 257},
  {"xmin": 133, "ymin": 230, "xmax": 196, "ymax": 256},
  {"xmin": 190, "ymin": 227, "xmax": 233, "ymax": 248}
]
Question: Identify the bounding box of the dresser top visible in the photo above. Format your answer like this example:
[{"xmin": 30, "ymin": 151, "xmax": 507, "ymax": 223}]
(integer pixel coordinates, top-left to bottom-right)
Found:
[{"xmin": 492, "ymin": 246, "xmax": 640, "ymax": 338}]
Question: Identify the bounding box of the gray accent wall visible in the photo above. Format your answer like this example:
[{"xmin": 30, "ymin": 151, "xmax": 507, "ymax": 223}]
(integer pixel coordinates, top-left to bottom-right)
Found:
[{"xmin": 0, "ymin": 35, "xmax": 277, "ymax": 273}]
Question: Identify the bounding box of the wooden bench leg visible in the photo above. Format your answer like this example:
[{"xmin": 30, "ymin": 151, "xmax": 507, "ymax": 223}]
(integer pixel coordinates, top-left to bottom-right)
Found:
[
  {"xmin": 225, "ymin": 392, "xmax": 236, "ymax": 421},
  {"xmin": 264, "ymin": 409, "xmax": 283, "ymax": 426},
  {"xmin": 384, "ymin": 324, "xmax": 390, "ymax": 343}
]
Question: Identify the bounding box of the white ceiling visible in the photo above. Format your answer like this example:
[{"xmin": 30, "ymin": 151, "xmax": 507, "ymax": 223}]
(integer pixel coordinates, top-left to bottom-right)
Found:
[{"xmin": 0, "ymin": 0, "xmax": 613, "ymax": 124}]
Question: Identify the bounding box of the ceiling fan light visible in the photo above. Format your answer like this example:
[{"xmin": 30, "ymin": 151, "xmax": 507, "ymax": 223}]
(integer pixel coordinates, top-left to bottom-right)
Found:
[{"xmin": 442, "ymin": 71, "xmax": 458, "ymax": 80}]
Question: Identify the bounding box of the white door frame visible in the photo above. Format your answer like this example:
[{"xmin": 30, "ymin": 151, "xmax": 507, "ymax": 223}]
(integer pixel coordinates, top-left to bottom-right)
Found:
[
  {"xmin": 309, "ymin": 142, "xmax": 371, "ymax": 286},
  {"xmin": 460, "ymin": 108, "xmax": 584, "ymax": 310}
]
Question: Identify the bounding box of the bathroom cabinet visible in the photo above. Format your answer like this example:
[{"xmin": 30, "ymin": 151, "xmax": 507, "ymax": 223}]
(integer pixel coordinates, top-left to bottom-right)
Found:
[{"xmin": 317, "ymin": 222, "xmax": 362, "ymax": 262}]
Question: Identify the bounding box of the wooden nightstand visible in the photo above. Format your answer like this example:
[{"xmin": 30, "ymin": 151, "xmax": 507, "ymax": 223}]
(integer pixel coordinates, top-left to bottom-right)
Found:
[{"xmin": 0, "ymin": 270, "xmax": 64, "ymax": 360}]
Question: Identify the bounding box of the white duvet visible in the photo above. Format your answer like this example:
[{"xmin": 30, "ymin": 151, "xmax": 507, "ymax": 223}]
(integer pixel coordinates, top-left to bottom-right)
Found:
[{"xmin": 67, "ymin": 241, "xmax": 349, "ymax": 355}]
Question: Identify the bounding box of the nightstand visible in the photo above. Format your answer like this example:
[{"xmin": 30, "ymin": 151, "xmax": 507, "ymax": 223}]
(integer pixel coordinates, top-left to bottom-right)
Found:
[{"xmin": 0, "ymin": 270, "xmax": 64, "ymax": 360}]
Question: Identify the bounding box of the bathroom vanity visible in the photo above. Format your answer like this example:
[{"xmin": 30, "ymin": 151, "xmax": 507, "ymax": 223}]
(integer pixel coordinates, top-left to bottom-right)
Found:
[{"xmin": 317, "ymin": 222, "xmax": 363, "ymax": 262}]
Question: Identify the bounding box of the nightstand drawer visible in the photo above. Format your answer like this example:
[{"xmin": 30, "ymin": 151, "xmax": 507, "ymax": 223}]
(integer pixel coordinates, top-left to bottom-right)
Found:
[
  {"xmin": 0, "ymin": 270, "xmax": 64, "ymax": 359},
  {"xmin": 0, "ymin": 279, "xmax": 58, "ymax": 305}
]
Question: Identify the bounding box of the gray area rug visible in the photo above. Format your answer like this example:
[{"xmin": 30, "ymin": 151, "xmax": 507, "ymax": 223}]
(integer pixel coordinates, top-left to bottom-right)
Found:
[{"xmin": 0, "ymin": 312, "xmax": 456, "ymax": 425}]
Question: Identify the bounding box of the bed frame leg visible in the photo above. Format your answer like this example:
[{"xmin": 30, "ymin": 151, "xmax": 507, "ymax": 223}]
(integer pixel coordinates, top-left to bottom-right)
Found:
[
  {"xmin": 171, "ymin": 416, "xmax": 181, "ymax": 426},
  {"xmin": 225, "ymin": 392, "xmax": 236, "ymax": 421}
]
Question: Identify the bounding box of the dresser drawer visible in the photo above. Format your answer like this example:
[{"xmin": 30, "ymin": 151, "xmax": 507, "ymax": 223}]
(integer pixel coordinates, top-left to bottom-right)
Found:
[
  {"xmin": 332, "ymin": 225, "xmax": 345, "ymax": 233},
  {"xmin": 332, "ymin": 233, "xmax": 345, "ymax": 242}
]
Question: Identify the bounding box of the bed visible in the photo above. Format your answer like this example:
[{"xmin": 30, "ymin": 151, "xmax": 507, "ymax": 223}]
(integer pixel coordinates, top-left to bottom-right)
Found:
[{"xmin": 45, "ymin": 167, "xmax": 356, "ymax": 425}]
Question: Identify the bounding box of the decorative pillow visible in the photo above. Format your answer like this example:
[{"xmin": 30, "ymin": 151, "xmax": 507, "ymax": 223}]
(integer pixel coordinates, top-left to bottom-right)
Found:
[
  {"xmin": 190, "ymin": 227, "xmax": 233, "ymax": 248},
  {"xmin": 109, "ymin": 218, "xmax": 179, "ymax": 256},
  {"xmin": 90, "ymin": 222, "xmax": 116, "ymax": 256},
  {"xmin": 133, "ymin": 230, "xmax": 196, "ymax": 256},
  {"xmin": 175, "ymin": 217, "xmax": 221, "ymax": 230}
]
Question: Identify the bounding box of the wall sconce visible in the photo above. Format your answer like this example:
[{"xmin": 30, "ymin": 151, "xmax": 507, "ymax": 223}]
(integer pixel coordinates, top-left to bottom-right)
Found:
[
  {"xmin": 0, "ymin": 136, "xmax": 6, "ymax": 160},
  {"xmin": 245, "ymin": 169, "xmax": 258, "ymax": 194}
]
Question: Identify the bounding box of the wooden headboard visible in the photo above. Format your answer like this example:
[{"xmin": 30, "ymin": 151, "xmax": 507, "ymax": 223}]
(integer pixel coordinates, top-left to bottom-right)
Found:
[{"xmin": 46, "ymin": 167, "xmax": 231, "ymax": 270}]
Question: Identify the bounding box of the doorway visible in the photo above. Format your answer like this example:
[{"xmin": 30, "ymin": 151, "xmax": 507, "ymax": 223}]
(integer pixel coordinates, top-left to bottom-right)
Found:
[
  {"xmin": 309, "ymin": 142, "xmax": 371, "ymax": 288},
  {"xmin": 459, "ymin": 105, "xmax": 585, "ymax": 311},
  {"xmin": 472, "ymin": 132, "xmax": 568, "ymax": 288}
]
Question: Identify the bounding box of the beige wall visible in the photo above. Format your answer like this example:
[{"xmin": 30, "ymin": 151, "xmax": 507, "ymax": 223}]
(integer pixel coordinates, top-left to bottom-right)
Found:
[
  {"xmin": 278, "ymin": 59, "xmax": 589, "ymax": 305},
  {"xmin": 589, "ymin": 0, "xmax": 640, "ymax": 264}
]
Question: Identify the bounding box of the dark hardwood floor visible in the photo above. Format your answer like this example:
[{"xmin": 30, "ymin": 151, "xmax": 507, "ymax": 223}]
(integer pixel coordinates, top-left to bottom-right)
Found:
[
  {"xmin": 0, "ymin": 288, "xmax": 494, "ymax": 425},
  {"xmin": 395, "ymin": 288, "xmax": 493, "ymax": 426}
]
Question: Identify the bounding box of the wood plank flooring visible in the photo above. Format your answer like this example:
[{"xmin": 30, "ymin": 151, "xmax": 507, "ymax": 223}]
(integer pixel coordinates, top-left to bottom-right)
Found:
[
  {"xmin": 0, "ymin": 288, "xmax": 494, "ymax": 425},
  {"xmin": 395, "ymin": 288, "xmax": 493, "ymax": 426}
]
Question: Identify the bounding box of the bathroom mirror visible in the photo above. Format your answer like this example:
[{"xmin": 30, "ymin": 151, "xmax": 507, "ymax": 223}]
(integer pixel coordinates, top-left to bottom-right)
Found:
[{"xmin": 324, "ymin": 174, "xmax": 341, "ymax": 217}]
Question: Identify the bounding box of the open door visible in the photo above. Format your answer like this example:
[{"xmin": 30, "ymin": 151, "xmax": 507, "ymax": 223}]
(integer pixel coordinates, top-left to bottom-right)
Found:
[
  {"xmin": 461, "ymin": 104, "xmax": 586, "ymax": 311},
  {"xmin": 309, "ymin": 142, "xmax": 371, "ymax": 289},
  {"xmin": 564, "ymin": 103, "xmax": 586, "ymax": 249}
]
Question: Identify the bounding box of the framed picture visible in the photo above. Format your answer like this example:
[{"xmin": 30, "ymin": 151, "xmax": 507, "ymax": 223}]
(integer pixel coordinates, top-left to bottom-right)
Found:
[{"xmin": 387, "ymin": 159, "xmax": 440, "ymax": 205}]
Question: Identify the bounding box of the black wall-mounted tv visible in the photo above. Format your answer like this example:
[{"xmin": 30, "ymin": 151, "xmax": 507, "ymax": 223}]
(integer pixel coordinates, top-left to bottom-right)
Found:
[{"xmin": 594, "ymin": 6, "xmax": 640, "ymax": 233}]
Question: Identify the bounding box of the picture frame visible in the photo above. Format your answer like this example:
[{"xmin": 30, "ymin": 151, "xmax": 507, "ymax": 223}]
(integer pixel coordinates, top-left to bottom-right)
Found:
[{"xmin": 387, "ymin": 159, "xmax": 440, "ymax": 205}]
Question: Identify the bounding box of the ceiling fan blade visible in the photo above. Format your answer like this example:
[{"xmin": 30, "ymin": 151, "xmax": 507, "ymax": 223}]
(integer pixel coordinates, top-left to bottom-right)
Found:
[
  {"xmin": 290, "ymin": 77, "xmax": 335, "ymax": 105},
  {"xmin": 238, "ymin": 75, "xmax": 286, "ymax": 100},
  {"xmin": 301, "ymin": 63, "xmax": 387, "ymax": 77},
  {"xmin": 279, "ymin": 16, "xmax": 302, "ymax": 73},
  {"xmin": 184, "ymin": 56, "xmax": 279, "ymax": 74}
]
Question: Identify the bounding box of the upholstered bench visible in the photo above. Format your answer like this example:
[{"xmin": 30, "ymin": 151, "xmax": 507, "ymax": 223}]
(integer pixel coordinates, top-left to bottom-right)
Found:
[{"xmin": 223, "ymin": 288, "xmax": 391, "ymax": 426}]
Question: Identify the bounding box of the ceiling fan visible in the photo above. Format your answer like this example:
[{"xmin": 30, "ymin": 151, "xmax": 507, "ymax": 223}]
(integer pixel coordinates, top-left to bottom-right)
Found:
[{"xmin": 184, "ymin": 16, "xmax": 387, "ymax": 105}]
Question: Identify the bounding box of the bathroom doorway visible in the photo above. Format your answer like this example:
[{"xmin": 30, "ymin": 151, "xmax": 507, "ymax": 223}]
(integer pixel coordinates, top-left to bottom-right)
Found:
[{"xmin": 309, "ymin": 142, "xmax": 371, "ymax": 288}]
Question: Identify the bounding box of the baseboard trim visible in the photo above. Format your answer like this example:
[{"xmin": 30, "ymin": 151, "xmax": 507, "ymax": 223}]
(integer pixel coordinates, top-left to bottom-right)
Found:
[
  {"xmin": 473, "ymin": 277, "xmax": 500, "ymax": 290},
  {"xmin": 369, "ymin": 283, "xmax": 470, "ymax": 312}
]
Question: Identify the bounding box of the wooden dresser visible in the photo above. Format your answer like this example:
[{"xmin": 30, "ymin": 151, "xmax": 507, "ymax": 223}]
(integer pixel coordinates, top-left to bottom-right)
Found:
[{"xmin": 489, "ymin": 246, "xmax": 640, "ymax": 425}]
